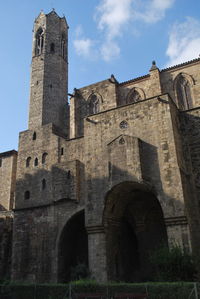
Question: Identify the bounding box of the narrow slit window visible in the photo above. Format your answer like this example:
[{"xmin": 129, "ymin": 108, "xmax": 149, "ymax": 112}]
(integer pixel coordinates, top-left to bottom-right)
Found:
[
  {"xmin": 42, "ymin": 179, "xmax": 46, "ymax": 190},
  {"xmin": 24, "ymin": 191, "xmax": 30, "ymax": 200},
  {"xmin": 0, "ymin": 159, "xmax": 2, "ymax": 167},
  {"xmin": 50, "ymin": 43, "xmax": 55, "ymax": 53},
  {"xmin": 34, "ymin": 158, "xmax": 38, "ymax": 166},
  {"xmin": 33, "ymin": 132, "xmax": 36, "ymax": 140},
  {"xmin": 42, "ymin": 153, "xmax": 48, "ymax": 164},
  {"xmin": 61, "ymin": 148, "xmax": 64, "ymax": 156},
  {"xmin": 26, "ymin": 157, "xmax": 31, "ymax": 168}
]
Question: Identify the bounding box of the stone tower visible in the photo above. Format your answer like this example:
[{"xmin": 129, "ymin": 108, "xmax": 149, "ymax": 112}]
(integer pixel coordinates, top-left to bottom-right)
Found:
[{"xmin": 28, "ymin": 10, "xmax": 68, "ymax": 134}]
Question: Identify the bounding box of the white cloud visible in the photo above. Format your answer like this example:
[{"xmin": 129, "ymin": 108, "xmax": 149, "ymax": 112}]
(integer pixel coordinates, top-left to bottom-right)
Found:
[
  {"xmin": 73, "ymin": 0, "xmax": 175, "ymax": 62},
  {"xmin": 136, "ymin": 0, "xmax": 175, "ymax": 23},
  {"xmin": 73, "ymin": 38, "xmax": 94, "ymax": 58},
  {"xmin": 95, "ymin": 0, "xmax": 175, "ymax": 61},
  {"xmin": 101, "ymin": 40, "xmax": 120, "ymax": 61},
  {"xmin": 166, "ymin": 17, "xmax": 200, "ymax": 67},
  {"xmin": 96, "ymin": 0, "xmax": 132, "ymax": 39}
]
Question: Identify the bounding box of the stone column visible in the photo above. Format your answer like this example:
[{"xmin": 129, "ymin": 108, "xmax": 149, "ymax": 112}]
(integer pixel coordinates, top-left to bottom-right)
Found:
[
  {"xmin": 149, "ymin": 61, "xmax": 162, "ymax": 97},
  {"xmin": 86, "ymin": 225, "xmax": 107, "ymax": 282}
]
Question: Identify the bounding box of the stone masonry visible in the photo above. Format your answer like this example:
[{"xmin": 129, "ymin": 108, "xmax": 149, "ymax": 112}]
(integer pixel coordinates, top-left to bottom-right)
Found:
[{"xmin": 0, "ymin": 10, "xmax": 200, "ymax": 282}]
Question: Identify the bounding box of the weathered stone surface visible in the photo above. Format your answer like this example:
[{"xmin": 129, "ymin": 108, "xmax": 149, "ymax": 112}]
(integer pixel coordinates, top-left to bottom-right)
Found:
[{"xmin": 1, "ymin": 10, "xmax": 200, "ymax": 283}]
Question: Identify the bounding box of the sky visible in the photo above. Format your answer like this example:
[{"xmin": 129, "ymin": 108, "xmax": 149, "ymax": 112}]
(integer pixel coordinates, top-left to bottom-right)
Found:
[{"xmin": 0, "ymin": 0, "xmax": 200, "ymax": 152}]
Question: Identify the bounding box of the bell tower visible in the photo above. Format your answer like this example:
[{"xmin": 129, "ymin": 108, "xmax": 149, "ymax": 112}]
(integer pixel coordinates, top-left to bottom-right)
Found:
[{"xmin": 28, "ymin": 10, "xmax": 68, "ymax": 134}]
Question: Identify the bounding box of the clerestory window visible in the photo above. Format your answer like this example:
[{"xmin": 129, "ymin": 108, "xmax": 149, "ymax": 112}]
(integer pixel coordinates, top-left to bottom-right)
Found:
[
  {"xmin": 126, "ymin": 89, "xmax": 142, "ymax": 104},
  {"xmin": 88, "ymin": 94, "xmax": 100, "ymax": 115},
  {"xmin": 176, "ymin": 75, "xmax": 193, "ymax": 110}
]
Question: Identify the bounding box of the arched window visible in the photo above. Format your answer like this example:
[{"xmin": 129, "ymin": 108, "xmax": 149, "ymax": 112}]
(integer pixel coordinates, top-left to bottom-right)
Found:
[
  {"xmin": 88, "ymin": 94, "xmax": 100, "ymax": 115},
  {"xmin": 35, "ymin": 28, "xmax": 44, "ymax": 56},
  {"xmin": 34, "ymin": 158, "xmax": 38, "ymax": 166},
  {"xmin": 42, "ymin": 153, "xmax": 48, "ymax": 164},
  {"xmin": 61, "ymin": 33, "xmax": 66, "ymax": 59},
  {"xmin": 26, "ymin": 157, "xmax": 31, "ymax": 168},
  {"xmin": 50, "ymin": 43, "xmax": 55, "ymax": 54},
  {"xmin": 33, "ymin": 132, "xmax": 36, "ymax": 140},
  {"xmin": 126, "ymin": 89, "xmax": 142, "ymax": 104},
  {"xmin": 176, "ymin": 75, "xmax": 193, "ymax": 110},
  {"xmin": 42, "ymin": 179, "xmax": 46, "ymax": 190},
  {"xmin": 24, "ymin": 191, "xmax": 30, "ymax": 200}
]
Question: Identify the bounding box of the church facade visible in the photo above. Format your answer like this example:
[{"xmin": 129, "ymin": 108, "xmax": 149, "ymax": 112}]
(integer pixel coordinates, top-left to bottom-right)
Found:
[{"xmin": 1, "ymin": 10, "xmax": 200, "ymax": 283}]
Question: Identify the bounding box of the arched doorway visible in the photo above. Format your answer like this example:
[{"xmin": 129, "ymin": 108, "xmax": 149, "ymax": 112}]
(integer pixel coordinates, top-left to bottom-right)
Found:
[
  {"xmin": 104, "ymin": 182, "xmax": 167, "ymax": 282},
  {"xmin": 58, "ymin": 210, "xmax": 88, "ymax": 282}
]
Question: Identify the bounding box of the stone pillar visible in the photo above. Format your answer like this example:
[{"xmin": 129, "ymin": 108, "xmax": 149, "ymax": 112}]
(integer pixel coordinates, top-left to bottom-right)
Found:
[
  {"xmin": 165, "ymin": 216, "xmax": 191, "ymax": 251},
  {"xmin": 70, "ymin": 96, "xmax": 76, "ymax": 139},
  {"xmin": 149, "ymin": 61, "xmax": 162, "ymax": 97},
  {"xmin": 86, "ymin": 225, "xmax": 107, "ymax": 282}
]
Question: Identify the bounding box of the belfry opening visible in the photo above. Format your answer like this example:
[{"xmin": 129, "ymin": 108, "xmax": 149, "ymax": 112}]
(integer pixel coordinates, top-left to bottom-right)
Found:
[
  {"xmin": 58, "ymin": 210, "xmax": 88, "ymax": 282},
  {"xmin": 104, "ymin": 182, "xmax": 168, "ymax": 282}
]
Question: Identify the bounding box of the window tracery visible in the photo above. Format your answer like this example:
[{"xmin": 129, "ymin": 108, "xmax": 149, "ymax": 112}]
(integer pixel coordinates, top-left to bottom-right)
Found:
[
  {"xmin": 126, "ymin": 88, "xmax": 144, "ymax": 105},
  {"xmin": 176, "ymin": 74, "xmax": 193, "ymax": 110},
  {"xmin": 88, "ymin": 94, "xmax": 101, "ymax": 115},
  {"xmin": 35, "ymin": 28, "xmax": 44, "ymax": 56}
]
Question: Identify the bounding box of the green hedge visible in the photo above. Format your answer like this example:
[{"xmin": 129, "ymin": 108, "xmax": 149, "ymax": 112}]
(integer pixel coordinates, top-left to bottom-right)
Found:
[{"xmin": 0, "ymin": 281, "xmax": 198, "ymax": 299}]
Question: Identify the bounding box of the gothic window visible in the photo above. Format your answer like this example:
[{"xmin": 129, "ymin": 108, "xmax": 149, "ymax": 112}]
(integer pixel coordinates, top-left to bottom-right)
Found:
[
  {"xmin": 127, "ymin": 89, "xmax": 142, "ymax": 104},
  {"xmin": 24, "ymin": 191, "xmax": 30, "ymax": 200},
  {"xmin": 50, "ymin": 43, "xmax": 55, "ymax": 54},
  {"xmin": 33, "ymin": 132, "xmax": 36, "ymax": 140},
  {"xmin": 35, "ymin": 28, "xmax": 44, "ymax": 56},
  {"xmin": 34, "ymin": 158, "xmax": 38, "ymax": 166},
  {"xmin": 42, "ymin": 153, "xmax": 48, "ymax": 164},
  {"xmin": 26, "ymin": 157, "xmax": 31, "ymax": 168},
  {"xmin": 176, "ymin": 75, "xmax": 193, "ymax": 110},
  {"xmin": 61, "ymin": 33, "xmax": 66, "ymax": 59},
  {"xmin": 88, "ymin": 94, "xmax": 100, "ymax": 115},
  {"xmin": 42, "ymin": 179, "xmax": 46, "ymax": 190}
]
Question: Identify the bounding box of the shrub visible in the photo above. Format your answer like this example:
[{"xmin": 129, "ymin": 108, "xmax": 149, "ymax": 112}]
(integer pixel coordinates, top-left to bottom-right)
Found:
[
  {"xmin": 71, "ymin": 263, "xmax": 90, "ymax": 281},
  {"xmin": 150, "ymin": 244, "xmax": 196, "ymax": 281}
]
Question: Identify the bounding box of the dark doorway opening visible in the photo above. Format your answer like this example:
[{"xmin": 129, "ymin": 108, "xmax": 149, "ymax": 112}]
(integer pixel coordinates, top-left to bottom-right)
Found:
[
  {"xmin": 58, "ymin": 210, "xmax": 88, "ymax": 282},
  {"xmin": 104, "ymin": 182, "xmax": 167, "ymax": 282}
]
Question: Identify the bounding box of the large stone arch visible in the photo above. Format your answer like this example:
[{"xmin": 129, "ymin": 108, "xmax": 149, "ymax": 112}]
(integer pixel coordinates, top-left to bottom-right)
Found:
[
  {"xmin": 57, "ymin": 210, "xmax": 88, "ymax": 282},
  {"xmin": 103, "ymin": 181, "xmax": 168, "ymax": 282}
]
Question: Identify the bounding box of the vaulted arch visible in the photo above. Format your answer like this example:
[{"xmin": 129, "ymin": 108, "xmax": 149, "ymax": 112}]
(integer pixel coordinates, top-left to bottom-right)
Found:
[
  {"xmin": 57, "ymin": 210, "xmax": 88, "ymax": 282},
  {"xmin": 103, "ymin": 181, "xmax": 167, "ymax": 282}
]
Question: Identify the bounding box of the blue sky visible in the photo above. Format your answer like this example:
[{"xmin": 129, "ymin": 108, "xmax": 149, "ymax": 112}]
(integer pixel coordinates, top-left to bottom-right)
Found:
[{"xmin": 0, "ymin": 0, "xmax": 200, "ymax": 152}]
